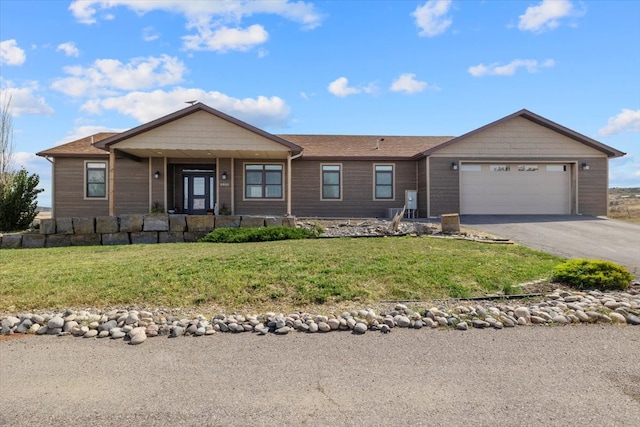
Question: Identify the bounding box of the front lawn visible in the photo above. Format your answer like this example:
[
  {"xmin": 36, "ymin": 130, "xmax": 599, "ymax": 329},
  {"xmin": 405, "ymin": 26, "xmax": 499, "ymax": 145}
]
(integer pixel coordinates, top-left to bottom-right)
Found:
[{"xmin": 0, "ymin": 236, "xmax": 563, "ymax": 312}]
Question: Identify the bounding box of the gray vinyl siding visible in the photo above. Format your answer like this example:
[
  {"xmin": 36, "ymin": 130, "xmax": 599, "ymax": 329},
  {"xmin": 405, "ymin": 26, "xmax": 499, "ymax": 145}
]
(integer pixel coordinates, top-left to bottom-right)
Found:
[
  {"xmin": 114, "ymin": 157, "xmax": 149, "ymax": 215},
  {"xmin": 53, "ymin": 157, "xmax": 109, "ymax": 218},
  {"xmin": 428, "ymin": 157, "xmax": 460, "ymax": 216},
  {"xmin": 417, "ymin": 158, "xmax": 428, "ymax": 217},
  {"xmin": 290, "ymin": 159, "xmax": 417, "ymax": 218},
  {"xmin": 578, "ymin": 157, "xmax": 608, "ymax": 216}
]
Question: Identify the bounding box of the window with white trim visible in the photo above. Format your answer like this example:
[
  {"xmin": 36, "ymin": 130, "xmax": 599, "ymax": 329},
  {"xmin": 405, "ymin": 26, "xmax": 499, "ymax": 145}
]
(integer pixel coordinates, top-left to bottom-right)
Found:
[
  {"xmin": 374, "ymin": 164, "xmax": 393, "ymax": 199},
  {"xmin": 86, "ymin": 161, "xmax": 107, "ymax": 198},
  {"xmin": 321, "ymin": 164, "xmax": 341, "ymax": 200},
  {"xmin": 245, "ymin": 164, "xmax": 283, "ymax": 199}
]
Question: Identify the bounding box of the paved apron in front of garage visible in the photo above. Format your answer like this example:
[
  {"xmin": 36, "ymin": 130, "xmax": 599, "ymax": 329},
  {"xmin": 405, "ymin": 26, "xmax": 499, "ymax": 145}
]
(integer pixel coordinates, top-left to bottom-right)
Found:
[{"xmin": 460, "ymin": 215, "xmax": 640, "ymax": 278}]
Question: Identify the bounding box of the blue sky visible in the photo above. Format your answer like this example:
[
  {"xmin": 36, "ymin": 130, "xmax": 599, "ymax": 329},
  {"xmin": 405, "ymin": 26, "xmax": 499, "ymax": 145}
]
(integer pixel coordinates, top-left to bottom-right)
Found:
[{"xmin": 1, "ymin": 0, "xmax": 639, "ymax": 208}]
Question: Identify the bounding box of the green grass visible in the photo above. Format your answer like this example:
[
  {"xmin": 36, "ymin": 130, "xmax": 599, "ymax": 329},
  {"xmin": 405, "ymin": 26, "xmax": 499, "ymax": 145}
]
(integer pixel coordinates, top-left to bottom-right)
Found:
[{"xmin": 0, "ymin": 237, "xmax": 563, "ymax": 312}]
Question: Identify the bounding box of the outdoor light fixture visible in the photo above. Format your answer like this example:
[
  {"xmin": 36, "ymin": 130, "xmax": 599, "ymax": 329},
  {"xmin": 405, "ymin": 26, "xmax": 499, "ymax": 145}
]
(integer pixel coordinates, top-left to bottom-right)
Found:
[
  {"xmin": 581, "ymin": 162, "xmax": 590, "ymax": 170},
  {"xmin": 153, "ymin": 171, "xmax": 160, "ymax": 179},
  {"xmin": 451, "ymin": 162, "xmax": 459, "ymax": 171},
  {"xmin": 221, "ymin": 172, "xmax": 228, "ymax": 180}
]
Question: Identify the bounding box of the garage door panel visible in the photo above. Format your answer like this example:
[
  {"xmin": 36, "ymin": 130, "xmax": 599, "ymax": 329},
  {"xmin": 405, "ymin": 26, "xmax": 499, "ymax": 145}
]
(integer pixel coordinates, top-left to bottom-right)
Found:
[{"xmin": 460, "ymin": 163, "xmax": 571, "ymax": 214}]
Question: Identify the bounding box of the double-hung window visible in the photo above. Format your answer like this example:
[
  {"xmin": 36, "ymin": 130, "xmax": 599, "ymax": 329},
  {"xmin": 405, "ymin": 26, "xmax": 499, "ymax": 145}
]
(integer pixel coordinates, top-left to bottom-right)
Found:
[
  {"xmin": 245, "ymin": 164, "xmax": 283, "ymax": 199},
  {"xmin": 374, "ymin": 164, "xmax": 393, "ymax": 199},
  {"xmin": 86, "ymin": 161, "xmax": 107, "ymax": 198},
  {"xmin": 321, "ymin": 164, "xmax": 341, "ymax": 200}
]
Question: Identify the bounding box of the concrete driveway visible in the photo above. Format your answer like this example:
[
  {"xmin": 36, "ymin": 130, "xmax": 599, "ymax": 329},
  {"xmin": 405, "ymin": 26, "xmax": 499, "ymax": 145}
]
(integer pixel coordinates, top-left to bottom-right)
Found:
[{"xmin": 461, "ymin": 215, "xmax": 640, "ymax": 277}]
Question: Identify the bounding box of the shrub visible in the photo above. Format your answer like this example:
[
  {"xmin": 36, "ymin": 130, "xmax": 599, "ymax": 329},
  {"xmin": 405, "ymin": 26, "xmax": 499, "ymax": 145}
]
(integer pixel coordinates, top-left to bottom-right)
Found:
[
  {"xmin": 551, "ymin": 259, "xmax": 633, "ymax": 291},
  {"xmin": 0, "ymin": 168, "xmax": 43, "ymax": 232},
  {"xmin": 199, "ymin": 226, "xmax": 318, "ymax": 243}
]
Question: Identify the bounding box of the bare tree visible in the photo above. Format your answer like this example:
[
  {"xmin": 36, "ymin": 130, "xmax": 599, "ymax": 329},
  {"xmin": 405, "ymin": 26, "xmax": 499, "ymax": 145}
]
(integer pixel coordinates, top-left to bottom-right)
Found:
[{"xmin": 0, "ymin": 92, "xmax": 15, "ymax": 187}]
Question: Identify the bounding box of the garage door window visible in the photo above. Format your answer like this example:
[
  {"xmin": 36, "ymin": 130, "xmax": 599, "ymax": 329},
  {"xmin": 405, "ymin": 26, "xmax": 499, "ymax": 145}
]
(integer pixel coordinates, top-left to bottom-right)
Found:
[
  {"xmin": 547, "ymin": 165, "xmax": 567, "ymax": 172},
  {"xmin": 490, "ymin": 165, "xmax": 510, "ymax": 172},
  {"xmin": 518, "ymin": 165, "xmax": 539, "ymax": 172},
  {"xmin": 461, "ymin": 164, "xmax": 481, "ymax": 172}
]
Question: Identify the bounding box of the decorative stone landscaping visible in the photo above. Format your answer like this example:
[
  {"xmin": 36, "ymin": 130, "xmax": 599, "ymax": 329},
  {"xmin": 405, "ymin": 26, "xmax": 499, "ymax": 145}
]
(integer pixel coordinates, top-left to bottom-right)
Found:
[
  {"xmin": 0, "ymin": 213, "xmax": 296, "ymax": 249},
  {"xmin": 2, "ymin": 286, "xmax": 638, "ymax": 345}
]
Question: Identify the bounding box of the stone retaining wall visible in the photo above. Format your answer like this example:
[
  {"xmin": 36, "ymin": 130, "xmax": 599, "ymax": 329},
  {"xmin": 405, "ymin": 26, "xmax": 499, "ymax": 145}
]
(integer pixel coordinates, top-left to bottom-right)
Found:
[{"xmin": 0, "ymin": 214, "xmax": 296, "ymax": 249}]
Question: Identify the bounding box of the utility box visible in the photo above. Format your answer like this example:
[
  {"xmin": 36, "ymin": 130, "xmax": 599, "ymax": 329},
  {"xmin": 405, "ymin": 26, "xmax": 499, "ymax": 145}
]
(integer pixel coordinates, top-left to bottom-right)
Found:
[{"xmin": 405, "ymin": 190, "xmax": 417, "ymax": 218}]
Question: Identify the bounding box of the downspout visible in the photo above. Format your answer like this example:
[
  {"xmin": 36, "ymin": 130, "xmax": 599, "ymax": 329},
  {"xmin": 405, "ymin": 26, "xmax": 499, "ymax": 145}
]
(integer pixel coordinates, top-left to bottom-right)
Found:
[
  {"xmin": 44, "ymin": 156, "xmax": 55, "ymax": 218},
  {"xmin": 109, "ymin": 149, "xmax": 115, "ymax": 216},
  {"xmin": 287, "ymin": 152, "xmax": 303, "ymax": 216}
]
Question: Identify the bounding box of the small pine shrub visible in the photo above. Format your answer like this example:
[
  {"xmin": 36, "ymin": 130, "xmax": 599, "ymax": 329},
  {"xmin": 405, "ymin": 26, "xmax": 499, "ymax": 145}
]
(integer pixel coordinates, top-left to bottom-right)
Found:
[
  {"xmin": 551, "ymin": 259, "xmax": 633, "ymax": 291},
  {"xmin": 199, "ymin": 226, "xmax": 318, "ymax": 243}
]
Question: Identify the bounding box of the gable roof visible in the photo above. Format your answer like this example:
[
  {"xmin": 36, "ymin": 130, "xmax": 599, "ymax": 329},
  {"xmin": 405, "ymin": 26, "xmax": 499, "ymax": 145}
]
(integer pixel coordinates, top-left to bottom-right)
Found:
[
  {"xmin": 95, "ymin": 103, "xmax": 302, "ymax": 154},
  {"xmin": 36, "ymin": 133, "xmax": 114, "ymax": 157},
  {"xmin": 279, "ymin": 134, "xmax": 454, "ymax": 160},
  {"xmin": 419, "ymin": 109, "xmax": 626, "ymax": 158}
]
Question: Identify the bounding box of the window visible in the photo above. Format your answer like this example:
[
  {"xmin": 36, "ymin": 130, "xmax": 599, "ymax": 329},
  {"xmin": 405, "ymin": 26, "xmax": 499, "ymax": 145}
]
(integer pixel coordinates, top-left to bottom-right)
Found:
[
  {"xmin": 518, "ymin": 165, "xmax": 539, "ymax": 172},
  {"xmin": 321, "ymin": 164, "xmax": 341, "ymax": 200},
  {"xmin": 245, "ymin": 164, "xmax": 283, "ymax": 199},
  {"xmin": 490, "ymin": 165, "xmax": 510, "ymax": 172},
  {"xmin": 86, "ymin": 161, "xmax": 107, "ymax": 198},
  {"xmin": 374, "ymin": 164, "xmax": 393, "ymax": 199},
  {"xmin": 460, "ymin": 164, "xmax": 482, "ymax": 172}
]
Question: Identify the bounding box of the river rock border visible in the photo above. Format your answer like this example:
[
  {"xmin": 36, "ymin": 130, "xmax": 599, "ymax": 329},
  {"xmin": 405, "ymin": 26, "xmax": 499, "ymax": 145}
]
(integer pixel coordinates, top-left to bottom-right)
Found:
[{"xmin": 2, "ymin": 287, "xmax": 638, "ymax": 345}]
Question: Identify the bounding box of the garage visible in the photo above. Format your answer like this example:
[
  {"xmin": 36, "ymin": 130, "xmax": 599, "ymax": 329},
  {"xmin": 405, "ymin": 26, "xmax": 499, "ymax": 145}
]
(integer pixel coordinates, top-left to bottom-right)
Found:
[{"xmin": 460, "ymin": 163, "xmax": 572, "ymax": 214}]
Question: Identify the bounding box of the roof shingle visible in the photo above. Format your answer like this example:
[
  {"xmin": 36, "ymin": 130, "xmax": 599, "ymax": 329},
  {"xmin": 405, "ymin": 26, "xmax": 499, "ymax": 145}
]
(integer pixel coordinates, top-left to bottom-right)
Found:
[{"xmin": 36, "ymin": 133, "xmax": 116, "ymax": 157}]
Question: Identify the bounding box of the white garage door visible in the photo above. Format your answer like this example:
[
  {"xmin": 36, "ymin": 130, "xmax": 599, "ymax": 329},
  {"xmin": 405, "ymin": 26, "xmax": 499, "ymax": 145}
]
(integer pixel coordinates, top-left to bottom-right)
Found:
[{"xmin": 460, "ymin": 163, "xmax": 571, "ymax": 214}]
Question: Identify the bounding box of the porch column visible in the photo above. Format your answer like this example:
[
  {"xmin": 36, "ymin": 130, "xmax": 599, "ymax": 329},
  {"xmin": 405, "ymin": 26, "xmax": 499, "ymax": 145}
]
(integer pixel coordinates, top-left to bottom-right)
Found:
[
  {"xmin": 109, "ymin": 149, "xmax": 115, "ymax": 216},
  {"xmin": 287, "ymin": 154, "xmax": 292, "ymax": 216}
]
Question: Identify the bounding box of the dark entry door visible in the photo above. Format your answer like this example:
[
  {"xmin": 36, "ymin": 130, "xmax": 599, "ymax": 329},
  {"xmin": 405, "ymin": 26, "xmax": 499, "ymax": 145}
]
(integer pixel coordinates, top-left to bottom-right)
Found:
[{"xmin": 183, "ymin": 171, "xmax": 215, "ymax": 214}]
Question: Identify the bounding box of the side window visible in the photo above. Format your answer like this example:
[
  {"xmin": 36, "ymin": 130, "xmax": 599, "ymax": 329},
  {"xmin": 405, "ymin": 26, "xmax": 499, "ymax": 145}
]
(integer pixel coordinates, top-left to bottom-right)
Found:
[
  {"xmin": 86, "ymin": 161, "xmax": 107, "ymax": 198},
  {"xmin": 321, "ymin": 164, "xmax": 341, "ymax": 200},
  {"xmin": 374, "ymin": 164, "xmax": 393, "ymax": 199},
  {"xmin": 245, "ymin": 164, "xmax": 283, "ymax": 199}
]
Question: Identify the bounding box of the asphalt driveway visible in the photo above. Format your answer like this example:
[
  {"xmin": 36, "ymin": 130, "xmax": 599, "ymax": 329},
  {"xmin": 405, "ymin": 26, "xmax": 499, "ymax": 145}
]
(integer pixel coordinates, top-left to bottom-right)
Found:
[{"xmin": 461, "ymin": 215, "xmax": 640, "ymax": 278}]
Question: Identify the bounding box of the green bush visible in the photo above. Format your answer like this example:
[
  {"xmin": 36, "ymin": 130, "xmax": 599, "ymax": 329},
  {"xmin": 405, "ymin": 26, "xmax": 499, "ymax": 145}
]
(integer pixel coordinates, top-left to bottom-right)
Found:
[
  {"xmin": 551, "ymin": 259, "xmax": 633, "ymax": 291},
  {"xmin": 0, "ymin": 168, "xmax": 43, "ymax": 232},
  {"xmin": 199, "ymin": 226, "xmax": 318, "ymax": 243}
]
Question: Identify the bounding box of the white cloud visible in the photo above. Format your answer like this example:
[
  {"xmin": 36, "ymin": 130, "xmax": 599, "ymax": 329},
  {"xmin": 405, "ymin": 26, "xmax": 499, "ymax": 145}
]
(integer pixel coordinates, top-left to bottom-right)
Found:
[
  {"xmin": 142, "ymin": 26, "xmax": 160, "ymax": 42},
  {"xmin": 58, "ymin": 125, "xmax": 126, "ymax": 144},
  {"xmin": 56, "ymin": 42, "xmax": 80, "ymax": 57},
  {"xmin": 328, "ymin": 77, "xmax": 361, "ymax": 97},
  {"xmin": 69, "ymin": 0, "xmax": 323, "ymax": 52},
  {"xmin": 412, "ymin": 0, "xmax": 453, "ymax": 37},
  {"xmin": 518, "ymin": 0, "xmax": 576, "ymax": 33},
  {"xmin": 80, "ymin": 87, "xmax": 291, "ymax": 128},
  {"xmin": 390, "ymin": 73, "xmax": 430, "ymax": 94},
  {"xmin": 599, "ymin": 109, "xmax": 640, "ymax": 136},
  {"xmin": 0, "ymin": 39, "xmax": 27, "ymax": 65},
  {"xmin": 183, "ymin": 24, "xmax": 269, "ymax": 52},
  {"xmin": 51, "ymin": 55, "xmax": 186, "ymax": 97},
  {"xmin": 468, "ymin": 59, "xmax": 555, "ymax": 77},
  {"xmin": 0, "ymin": 80, "xmax": 54, "ymax": 117}
]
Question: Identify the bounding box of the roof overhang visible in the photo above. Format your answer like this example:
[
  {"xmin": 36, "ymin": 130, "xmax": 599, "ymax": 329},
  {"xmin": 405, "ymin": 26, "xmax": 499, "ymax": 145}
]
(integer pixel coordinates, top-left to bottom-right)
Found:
[{"xmin": 112, "ymin": 147, "xmax": 295, "ymax": 160}]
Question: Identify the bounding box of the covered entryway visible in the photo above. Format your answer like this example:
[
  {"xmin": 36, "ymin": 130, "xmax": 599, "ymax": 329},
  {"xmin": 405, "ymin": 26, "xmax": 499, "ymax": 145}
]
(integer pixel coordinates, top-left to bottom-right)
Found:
[
  {"xmin": 460, "ymin": 163, "xmax": 572, "ymax": 214},
  {"xmin": 182, "ymin": 169, "xmax": 215, "ymax": 214}
]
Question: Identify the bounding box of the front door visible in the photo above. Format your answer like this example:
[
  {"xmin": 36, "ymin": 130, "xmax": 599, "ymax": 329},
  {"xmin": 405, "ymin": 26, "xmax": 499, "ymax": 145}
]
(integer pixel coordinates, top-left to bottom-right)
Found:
[{"xmin": 183, "ymin": 170, "xmax": 215, "ymax": 214}]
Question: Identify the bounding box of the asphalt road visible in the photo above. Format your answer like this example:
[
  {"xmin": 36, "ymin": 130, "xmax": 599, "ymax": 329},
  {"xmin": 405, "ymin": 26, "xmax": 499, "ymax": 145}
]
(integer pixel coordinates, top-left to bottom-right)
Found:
[
  {"xmin": 461, "ymin": 215, "xmax": 640, "ymax": 277},
  {"xmin": 1, "ymin": 327, "xmax": 639, "ymax": 426}
]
